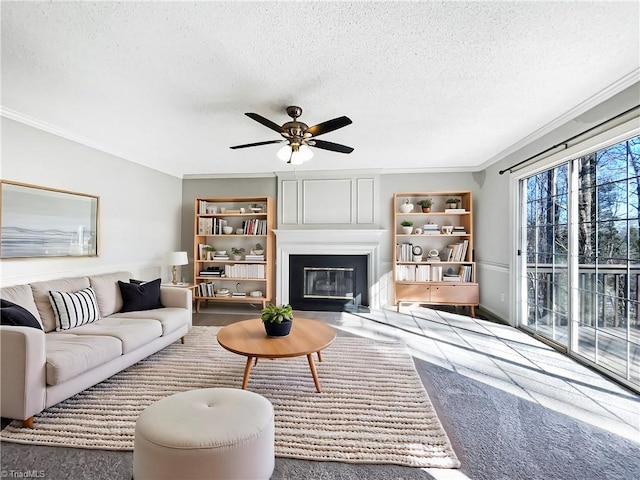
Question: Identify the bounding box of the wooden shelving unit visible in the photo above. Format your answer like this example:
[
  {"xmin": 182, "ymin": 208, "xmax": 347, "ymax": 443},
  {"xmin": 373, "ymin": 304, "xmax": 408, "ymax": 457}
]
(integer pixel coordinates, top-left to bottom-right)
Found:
[
  {"xmin": 392, "ymin": 191, "xmax": 479, "ymax": 316},
  {"xmin": 193, "ymin": 196, "xmax": 274, "ymax": 312}
]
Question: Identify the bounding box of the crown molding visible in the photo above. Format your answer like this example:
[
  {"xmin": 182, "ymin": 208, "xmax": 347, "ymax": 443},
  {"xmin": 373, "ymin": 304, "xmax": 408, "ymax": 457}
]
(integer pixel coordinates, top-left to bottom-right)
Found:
[
  {"xmin": 477, "ymin": 68, "xmax": 640, "ymax": 171},
  {"xmin": 0, "ymin": 107, "xmax": 182, "ymax": 179}
]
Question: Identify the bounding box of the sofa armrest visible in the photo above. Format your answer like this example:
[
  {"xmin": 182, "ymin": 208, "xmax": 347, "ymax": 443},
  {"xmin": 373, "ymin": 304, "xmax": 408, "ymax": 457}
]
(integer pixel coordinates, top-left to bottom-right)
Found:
[
  {"xmin": 160, "ymin": 286, "xmax": 192, "ymax": 311},
  {"xmin": 0, "ymin": 326, "xmax": 47, "ymax": 421}
]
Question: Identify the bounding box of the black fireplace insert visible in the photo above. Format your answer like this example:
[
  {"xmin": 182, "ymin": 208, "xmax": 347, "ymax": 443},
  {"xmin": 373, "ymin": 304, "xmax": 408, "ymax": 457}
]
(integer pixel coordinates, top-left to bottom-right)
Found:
[{"xmin": 289, "ymin": 254, "xmax": 368, "ymax": 312}]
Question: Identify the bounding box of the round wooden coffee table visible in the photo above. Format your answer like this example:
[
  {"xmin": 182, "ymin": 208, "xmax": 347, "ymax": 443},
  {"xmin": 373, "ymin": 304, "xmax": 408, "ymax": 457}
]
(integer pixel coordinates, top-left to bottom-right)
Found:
[{"xmin": 217, "ymin": 318, "xmax": 336, "ymax": 392}]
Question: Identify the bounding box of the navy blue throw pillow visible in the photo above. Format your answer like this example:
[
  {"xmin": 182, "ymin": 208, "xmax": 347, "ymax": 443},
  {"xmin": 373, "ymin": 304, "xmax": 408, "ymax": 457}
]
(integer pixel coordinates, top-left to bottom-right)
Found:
[
  {"xmin": 118, "ymin": 278, "xmax": 163, "ymax": 313},
  {"xmin": 0, "ymin": 299, "xmax": 43, "ymax": 330}
]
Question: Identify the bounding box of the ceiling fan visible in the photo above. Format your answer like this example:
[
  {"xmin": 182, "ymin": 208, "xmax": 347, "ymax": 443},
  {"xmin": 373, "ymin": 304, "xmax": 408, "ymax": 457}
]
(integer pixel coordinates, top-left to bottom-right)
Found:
[{"xmin": 230, "ymin": 106, "xmax": 353, "ymax": 165}]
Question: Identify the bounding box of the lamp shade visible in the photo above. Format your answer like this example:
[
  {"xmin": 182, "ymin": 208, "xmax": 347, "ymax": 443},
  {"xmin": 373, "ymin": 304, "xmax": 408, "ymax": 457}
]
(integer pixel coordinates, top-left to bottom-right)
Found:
[{"xmin": 165, "ymin": 251, "xmax": 188, "ymax": 266}]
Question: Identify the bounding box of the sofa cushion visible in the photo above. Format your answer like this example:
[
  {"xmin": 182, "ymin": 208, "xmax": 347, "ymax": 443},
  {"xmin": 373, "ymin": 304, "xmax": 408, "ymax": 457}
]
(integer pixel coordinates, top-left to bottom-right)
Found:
[
  {"xmin": 0, "ymin": 299, "xmax": 43, "ymax": 330},
  {"xmin": 49, "ymin": 287, "xmax": 101, "ymax": 331},
  {"xmin": 118, "ymin": 279, "xmax": 163, "ymax": 313},
  {"xmin": 1, "ymin": 284, "xmax": 42, "ymax": 328},
  {"xmin": 64, "ymin": 317, "xmax": 163, "ymax": 354},
  {"xmin": 46, "ymin": 333, "xmax": 123, "ymax": 386},
  {"xmin": 110, "ymin": 307, "xmax": 190, "ymax": 336},
  {"xmin": 31, "ymin": 277, "xmax": 90, "ymax": 332},
  {"xmin": 89, "ymin": 271, "xmax": 131, "ymax": 317}
]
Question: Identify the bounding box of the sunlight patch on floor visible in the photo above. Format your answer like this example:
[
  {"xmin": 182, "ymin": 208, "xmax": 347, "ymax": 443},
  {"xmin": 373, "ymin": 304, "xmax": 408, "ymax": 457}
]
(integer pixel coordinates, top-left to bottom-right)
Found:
[{"xmin": 340, "ymin": 306, "xmax": 640, "ymax": 444}]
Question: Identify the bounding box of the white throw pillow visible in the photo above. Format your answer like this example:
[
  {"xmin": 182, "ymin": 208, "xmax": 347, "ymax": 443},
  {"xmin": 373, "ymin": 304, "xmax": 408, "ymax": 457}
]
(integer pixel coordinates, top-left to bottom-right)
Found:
[{"xmin": 48, "ymin": 286, "xmax": 101, "ymax": 331}]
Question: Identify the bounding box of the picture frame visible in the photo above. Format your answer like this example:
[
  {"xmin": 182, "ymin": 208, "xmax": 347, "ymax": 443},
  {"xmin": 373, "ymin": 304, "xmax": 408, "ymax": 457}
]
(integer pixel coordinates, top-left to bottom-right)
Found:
[{"xmin": 0, "ymin": 180, "xmax": 99, "ymax": 258}]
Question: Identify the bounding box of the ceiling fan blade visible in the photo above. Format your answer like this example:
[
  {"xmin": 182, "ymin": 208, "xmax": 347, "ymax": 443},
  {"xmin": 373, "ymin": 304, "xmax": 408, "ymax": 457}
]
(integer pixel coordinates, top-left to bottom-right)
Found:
[
  {"xmin": 230, "ymin": 139, "xmax": 284, "ymax": 150},
  {"xmin": 245, "ymin": 113, "xmax": 283, "ymax": 133},
  {"xmin": 309, "ymin": 139, "xmax": 354, "ymax": 154},
  {"xmin": 305, "ymin": 116, "xmax": 352, "ymax": 137}
]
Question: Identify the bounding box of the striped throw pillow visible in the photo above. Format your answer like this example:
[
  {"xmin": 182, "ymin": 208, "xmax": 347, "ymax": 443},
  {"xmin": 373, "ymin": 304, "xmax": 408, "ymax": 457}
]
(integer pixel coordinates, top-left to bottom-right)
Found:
[{"xmin": 48, "ymin": 287, "xmax": 101, "ymax": 331}]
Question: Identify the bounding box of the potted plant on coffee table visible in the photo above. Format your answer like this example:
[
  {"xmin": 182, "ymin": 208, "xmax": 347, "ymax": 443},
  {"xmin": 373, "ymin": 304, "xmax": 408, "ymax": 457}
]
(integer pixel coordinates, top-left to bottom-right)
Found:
[{"xmin": 261, "ymin": 303, "xmax": 293, "ymax": 337}]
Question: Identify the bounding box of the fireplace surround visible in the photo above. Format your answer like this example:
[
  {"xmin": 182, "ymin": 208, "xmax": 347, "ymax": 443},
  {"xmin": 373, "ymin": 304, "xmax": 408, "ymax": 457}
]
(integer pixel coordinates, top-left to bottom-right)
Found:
[{"xmin": 273, "ymin": 229, "xmax": 385, "ymax": 309}]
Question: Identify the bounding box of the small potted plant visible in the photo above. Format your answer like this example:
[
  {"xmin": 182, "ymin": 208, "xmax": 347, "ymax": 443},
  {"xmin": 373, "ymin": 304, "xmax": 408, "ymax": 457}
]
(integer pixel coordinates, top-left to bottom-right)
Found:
[
  {"xmin": 417, "ymin": 199, "xmax": 432, "ymax": 213},
  {"xmin": 231, "ymin": 247, "xmax": 245, "ymax": 260},
  {"xmin": 261, "ymin": 303, "xmax": 293, "ymax": 337},
  {"xmin": 251, "ymin": 243, "xmax": 264, "ymax": 255},
  {"xmin": 446, "ymin": 198, "xmax": 460, "ymax": 209},
  {"xmin": 400, "ymin": 220, "xmax": 413, "ymax": 234},
  {"xmin": 202, "ymin": 245, "xmax": 215, "ymax": 260}
]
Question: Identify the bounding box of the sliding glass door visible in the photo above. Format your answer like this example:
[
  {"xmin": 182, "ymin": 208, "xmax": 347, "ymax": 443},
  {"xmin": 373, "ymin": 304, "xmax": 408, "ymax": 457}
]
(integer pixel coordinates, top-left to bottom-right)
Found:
[
  {"xmin": 519, "ymin": 135, "xmax": 640, "ymax": 390},
  {"xmin": 522, "ymin": 165, "xmax": 569, "ymax": 345}
]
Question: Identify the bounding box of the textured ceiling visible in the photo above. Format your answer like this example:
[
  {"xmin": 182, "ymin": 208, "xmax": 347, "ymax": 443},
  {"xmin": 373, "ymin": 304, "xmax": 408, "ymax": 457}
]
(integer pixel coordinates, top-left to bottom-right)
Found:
[{"xmin": 1, "ymin": 1, "xmax": 639, "ymax": 178}]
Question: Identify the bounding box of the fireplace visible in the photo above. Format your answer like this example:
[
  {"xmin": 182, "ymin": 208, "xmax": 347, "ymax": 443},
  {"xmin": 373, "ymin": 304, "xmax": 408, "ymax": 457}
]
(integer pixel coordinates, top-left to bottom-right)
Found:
[
  {"xmin": 289, "ymin": 255, "xmax": 368, "ymax": 311},
  {"xmin": 273, "ymin": 229, "xmax": 385, "ymax": 309}
]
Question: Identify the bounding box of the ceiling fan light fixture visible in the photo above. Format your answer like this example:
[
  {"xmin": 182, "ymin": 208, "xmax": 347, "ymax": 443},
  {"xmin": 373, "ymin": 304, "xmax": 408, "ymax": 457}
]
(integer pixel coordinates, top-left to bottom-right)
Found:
[
  {"xmin": 231, "ymin": 106, "xmax": 352, "ymax": 163},
  {"xmin": 277, "ymin": 144, "xmax": 292, "ymax": 162},
  {"xmin": 277, "ymin": 143, "xmax": 313, "ymax": 164}
]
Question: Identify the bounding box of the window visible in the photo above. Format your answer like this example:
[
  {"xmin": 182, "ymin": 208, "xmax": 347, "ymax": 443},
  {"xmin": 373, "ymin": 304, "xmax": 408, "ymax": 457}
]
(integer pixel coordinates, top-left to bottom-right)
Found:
[{"xmin": 519, "ymin": 135, "xmax": 640, "ymax": 390}]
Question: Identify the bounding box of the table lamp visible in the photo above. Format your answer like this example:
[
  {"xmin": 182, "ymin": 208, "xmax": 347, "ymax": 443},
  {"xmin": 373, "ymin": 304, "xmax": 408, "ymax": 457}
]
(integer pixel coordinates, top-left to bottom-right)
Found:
[{"xmin": 165, "ymin": 251, "xmax": 188, "ymax": 285}]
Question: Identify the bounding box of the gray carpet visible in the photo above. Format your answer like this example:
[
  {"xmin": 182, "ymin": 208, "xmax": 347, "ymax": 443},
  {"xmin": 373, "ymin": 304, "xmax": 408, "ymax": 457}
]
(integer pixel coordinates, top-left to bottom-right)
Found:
[{"xmin": 2, "ymin": 311, "xmax": 639, "ymax": 480}]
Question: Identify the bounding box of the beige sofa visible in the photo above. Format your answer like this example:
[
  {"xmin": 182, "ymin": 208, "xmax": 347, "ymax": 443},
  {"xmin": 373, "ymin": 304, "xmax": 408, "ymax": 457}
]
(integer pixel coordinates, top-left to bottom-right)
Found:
[{"xmin": 0, "ymin": 271, "xmax": 192, "ymax": 427}]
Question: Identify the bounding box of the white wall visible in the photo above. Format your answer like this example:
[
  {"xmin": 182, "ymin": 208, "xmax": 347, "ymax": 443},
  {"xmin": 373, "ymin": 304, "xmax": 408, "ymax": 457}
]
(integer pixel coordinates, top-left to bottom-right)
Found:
[
  {"xmin": 0, "ymin": 117, "xmax": 183, "ymax": 286},
  {"xmin": 475, "ymin": 82, "xmax": 640, "ymax": 324}
]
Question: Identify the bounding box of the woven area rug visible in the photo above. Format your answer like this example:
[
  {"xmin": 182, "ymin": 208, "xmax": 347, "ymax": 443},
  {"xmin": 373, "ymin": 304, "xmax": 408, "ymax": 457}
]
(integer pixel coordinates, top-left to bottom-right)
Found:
[{"xmin": 0, "ymin": 326, "xmax": 460, "ymax": 468}]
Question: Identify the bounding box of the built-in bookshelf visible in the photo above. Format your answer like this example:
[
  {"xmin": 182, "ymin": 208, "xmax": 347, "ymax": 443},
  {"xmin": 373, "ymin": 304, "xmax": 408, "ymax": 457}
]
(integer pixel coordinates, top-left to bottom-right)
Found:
[
  {"xmin": 392, "ymin": 191, "xmax": 479, "ymax": 316},
  {"xmin": 193, "ymin": 196, "xmax": 274, "ymax": 312}
]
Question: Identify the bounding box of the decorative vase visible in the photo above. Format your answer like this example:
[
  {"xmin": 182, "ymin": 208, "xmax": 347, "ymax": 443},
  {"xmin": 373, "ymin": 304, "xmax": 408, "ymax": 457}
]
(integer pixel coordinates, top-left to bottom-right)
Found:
[
  {"xmin": 401, "ymin": 226, "xmax": 413, "ymax": 234},
  {"xmin": 399, "ymin": 199, "xmax": 414, "ymax": 213},
  {"xmin": 233, "ymin": 254, "xmax": 242, "ymax": 261},
  {"xmin": 264, "ymin": 319, "xmax": 292, "ymax": 338}
]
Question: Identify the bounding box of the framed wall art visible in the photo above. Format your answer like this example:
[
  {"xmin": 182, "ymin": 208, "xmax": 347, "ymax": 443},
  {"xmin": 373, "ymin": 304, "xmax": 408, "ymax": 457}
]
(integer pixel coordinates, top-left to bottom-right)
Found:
[{"xmin": 0, "ymin": 180, "xmax": 99, "ymax": 258}]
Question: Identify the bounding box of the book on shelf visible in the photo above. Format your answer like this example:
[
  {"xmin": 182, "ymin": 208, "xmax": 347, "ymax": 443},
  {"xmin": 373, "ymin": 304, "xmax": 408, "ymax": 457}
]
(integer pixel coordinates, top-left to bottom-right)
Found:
[
  {"xmin": 395, "ymin": 264, "xmax": 432, "ymax": 281},
  {"xmin": 431, "ymin": 266, "xmax": 443, "ymax": 281},
  {"xmin": 196, "ymin": 281, "xmax": 215, "ymax": 297},
  {"xmin": 423, "ymin": 224, "xmax": 439, "ymax": 235},
  {"xmin": 241, "ymin": 219, "xmax": 267, "ymax": 235},
  {"xmin": 444, "ymin": 208, "xmax": 466, "ymax": 213},
  {"xmin": 426, "ymin": 257, "xmax": 441, "ymax": 262},
  {"xmin": 458, "ymin": 265, "xmax": 473, "ymax": 282},
  {"xmin": 446, "ymin": 240, "xmax": 469, "ymax": 262},
  {"xmin": 197, "ymin": 217, "xmax": 229, "ymax": 235},
  {"xmin": 224, "ymin": 263, "xmax": 265, "ymax": 279},
  {"xmin": 231, "ymin": 292, "xmax": 246, "ymax": 298},
  {"xmin": 244, "ymin": 255, "xmax": 264, "ymax": 261}
]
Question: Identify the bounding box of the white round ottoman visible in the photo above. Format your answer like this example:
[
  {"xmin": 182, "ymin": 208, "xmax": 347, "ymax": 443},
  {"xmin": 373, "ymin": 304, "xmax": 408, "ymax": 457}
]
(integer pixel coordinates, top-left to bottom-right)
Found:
[{"xmin": 134, "ymin": 388, "xmax": 275, "ymax": 480}]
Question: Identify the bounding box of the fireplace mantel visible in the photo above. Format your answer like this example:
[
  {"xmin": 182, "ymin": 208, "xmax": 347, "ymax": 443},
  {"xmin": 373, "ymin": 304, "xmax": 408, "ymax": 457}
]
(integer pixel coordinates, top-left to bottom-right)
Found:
[{"xmin": 273, "ymin": 229, "xmax": 385, "ymax": 308}]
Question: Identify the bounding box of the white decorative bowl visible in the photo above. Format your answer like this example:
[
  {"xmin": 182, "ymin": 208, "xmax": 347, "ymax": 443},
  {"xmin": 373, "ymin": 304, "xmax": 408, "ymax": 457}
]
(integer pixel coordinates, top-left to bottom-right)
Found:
[
  {"xmin": 223, "ymin": 226, "xmax": 234, "ymax": 234},
  {"xmin": 216, "ymin": 250, "xmax": 226, "ymax": 255}
]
